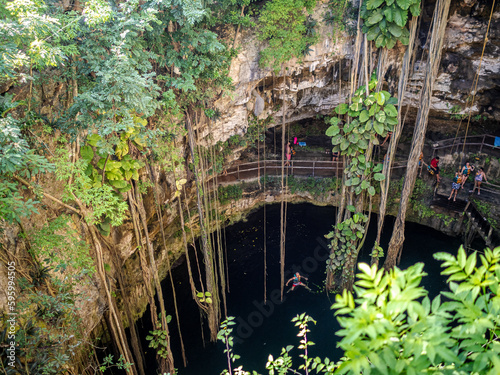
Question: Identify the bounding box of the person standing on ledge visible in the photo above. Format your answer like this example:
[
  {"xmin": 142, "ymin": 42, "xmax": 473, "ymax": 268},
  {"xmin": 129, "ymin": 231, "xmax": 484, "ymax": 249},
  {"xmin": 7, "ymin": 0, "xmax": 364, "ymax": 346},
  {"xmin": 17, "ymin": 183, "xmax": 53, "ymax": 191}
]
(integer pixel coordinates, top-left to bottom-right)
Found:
[
  {"xmin": 285, "ymin": 141, "xmax": 292, "ymax": 166},
  {"xmin": 286, "ymin": 272, "xmax": 310, "ymax": 293},
  {"xmin": 448, "ymin": 171, "xmax": 462, "ymax": 201},
  {"xmin": 460, "ymin": 161, "xmax": 474, "ymax": 189},
  {"xmin": 470, "ymin": 167, "xmax": 488, "ymax": 195},
  {"xmin": 429, "ymin": 156, "xmax": 441, "ymax": 183}
]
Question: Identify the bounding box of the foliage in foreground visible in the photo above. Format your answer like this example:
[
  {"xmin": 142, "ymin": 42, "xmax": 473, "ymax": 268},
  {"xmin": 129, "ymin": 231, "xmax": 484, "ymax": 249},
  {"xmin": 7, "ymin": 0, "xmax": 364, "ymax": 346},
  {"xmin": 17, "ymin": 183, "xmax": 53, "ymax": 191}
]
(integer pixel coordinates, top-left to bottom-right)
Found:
[{"xmin": 218, "ymin": 246, "xmax": 500, "ymax": 374}]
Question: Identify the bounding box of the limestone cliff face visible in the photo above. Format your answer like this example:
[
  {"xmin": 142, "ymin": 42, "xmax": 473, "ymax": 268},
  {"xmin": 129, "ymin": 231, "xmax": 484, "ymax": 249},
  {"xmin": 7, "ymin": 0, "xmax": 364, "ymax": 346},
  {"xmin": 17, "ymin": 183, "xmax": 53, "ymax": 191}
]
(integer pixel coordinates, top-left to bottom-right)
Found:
[{"xmin": 210, "ymin": 0, "xmax": 500, "ymax": 145}]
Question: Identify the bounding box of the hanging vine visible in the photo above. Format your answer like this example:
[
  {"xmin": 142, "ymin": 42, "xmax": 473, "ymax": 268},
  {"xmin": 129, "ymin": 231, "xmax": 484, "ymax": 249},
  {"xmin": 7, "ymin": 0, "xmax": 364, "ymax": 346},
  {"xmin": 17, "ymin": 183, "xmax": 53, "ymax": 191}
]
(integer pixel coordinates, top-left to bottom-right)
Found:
[{"xmin": 325, "ymin": 74, "xmax": 398, "ymax": 290}]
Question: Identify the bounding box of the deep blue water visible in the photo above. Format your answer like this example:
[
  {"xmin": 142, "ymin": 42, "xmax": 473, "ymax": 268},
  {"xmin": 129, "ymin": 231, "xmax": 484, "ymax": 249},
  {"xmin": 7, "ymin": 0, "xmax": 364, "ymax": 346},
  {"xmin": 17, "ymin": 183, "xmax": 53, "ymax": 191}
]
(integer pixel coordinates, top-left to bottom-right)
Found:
[{"xmin": 137, "ymin": 203, "xmax": 468, "ymax": 375}]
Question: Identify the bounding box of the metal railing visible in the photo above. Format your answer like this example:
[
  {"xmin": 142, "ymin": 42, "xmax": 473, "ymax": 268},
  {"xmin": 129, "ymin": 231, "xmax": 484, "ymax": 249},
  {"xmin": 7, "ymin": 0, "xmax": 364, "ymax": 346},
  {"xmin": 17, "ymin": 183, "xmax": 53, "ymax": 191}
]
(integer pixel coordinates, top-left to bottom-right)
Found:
[
  {"xmin": 431, "ymin": 134, "xmax": 500, "ymax": 159},
  {"xmin": 216, "ymin": 159, "xmax": 409, "ymax": 183}
]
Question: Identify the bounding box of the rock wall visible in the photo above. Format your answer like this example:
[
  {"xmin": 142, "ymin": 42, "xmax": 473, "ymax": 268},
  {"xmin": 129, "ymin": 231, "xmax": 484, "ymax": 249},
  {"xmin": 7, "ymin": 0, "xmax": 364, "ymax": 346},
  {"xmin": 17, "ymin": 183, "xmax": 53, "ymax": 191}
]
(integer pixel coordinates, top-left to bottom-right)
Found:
[{"xmin": 210, "ymin": 0, "xmax": 500, "ymax": 145}]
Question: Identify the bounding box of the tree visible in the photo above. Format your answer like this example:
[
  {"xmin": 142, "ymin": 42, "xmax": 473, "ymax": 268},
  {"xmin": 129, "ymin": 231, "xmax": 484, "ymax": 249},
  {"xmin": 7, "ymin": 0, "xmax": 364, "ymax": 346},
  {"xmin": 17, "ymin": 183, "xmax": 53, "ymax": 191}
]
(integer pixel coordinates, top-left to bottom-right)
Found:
[
  {"xmin": 385, "ymin": 0, "xmax": 451, "ymax": 269},
  {"xmin": 258, "ymin": 0, "xmax": 319, "ymax": 72}
]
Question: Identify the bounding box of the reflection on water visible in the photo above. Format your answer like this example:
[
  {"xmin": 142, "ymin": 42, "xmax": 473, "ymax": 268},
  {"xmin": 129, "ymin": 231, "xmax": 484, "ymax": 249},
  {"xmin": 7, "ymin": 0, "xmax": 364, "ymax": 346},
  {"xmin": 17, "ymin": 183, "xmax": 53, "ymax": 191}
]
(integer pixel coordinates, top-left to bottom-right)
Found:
[{"xmin": 138, "ymin": 203, "xmax": 466, "ymax": 375}]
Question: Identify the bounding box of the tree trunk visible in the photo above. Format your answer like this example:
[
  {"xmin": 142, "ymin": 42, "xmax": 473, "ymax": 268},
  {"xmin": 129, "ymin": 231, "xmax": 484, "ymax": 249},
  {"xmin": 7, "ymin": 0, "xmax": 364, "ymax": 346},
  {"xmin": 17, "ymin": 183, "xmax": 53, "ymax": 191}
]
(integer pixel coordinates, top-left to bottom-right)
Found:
[
  {"xmin": 372, "ymin": 17, "xmax": 418, "ymax": 264},
  {"xmin": 186, "ymin": 113, "xmax": 219, "ymax": 341},
  {"xmin": 385, "ymin": 0, "xmax": 451, "ymax": 269}
]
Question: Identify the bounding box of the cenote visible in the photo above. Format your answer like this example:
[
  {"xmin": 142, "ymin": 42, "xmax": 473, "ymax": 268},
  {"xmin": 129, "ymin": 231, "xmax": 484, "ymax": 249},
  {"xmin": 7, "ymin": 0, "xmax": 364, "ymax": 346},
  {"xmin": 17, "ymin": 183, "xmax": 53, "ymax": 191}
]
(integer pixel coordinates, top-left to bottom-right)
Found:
[{"xmin": 135, "ymin": 203, "xmax": 473, "ymax": 375}]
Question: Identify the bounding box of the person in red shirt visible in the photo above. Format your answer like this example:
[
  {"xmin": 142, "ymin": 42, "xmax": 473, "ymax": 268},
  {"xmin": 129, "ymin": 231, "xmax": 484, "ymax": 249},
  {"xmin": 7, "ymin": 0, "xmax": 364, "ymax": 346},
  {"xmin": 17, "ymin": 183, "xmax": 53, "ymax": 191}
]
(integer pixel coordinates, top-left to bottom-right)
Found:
[{"xmin": 429, "ymin": 156, "xmax": 441, "ymax": 182}]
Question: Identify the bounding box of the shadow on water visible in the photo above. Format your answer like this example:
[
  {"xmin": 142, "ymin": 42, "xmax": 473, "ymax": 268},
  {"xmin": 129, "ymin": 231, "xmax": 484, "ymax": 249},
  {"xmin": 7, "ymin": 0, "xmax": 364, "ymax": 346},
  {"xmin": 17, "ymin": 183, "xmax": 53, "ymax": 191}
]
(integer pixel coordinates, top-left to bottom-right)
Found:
[{"xmin": 136, "ymin": 203, "xmax": 469, "ymax": 375}]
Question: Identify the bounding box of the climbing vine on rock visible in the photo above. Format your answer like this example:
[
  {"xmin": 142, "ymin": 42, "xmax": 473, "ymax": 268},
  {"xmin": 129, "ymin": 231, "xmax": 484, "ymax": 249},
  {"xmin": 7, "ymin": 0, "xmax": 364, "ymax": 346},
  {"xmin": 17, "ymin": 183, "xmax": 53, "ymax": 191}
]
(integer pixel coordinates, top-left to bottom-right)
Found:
[
  {"xmin": 324, "ymin": 74, "xmax": 398, "ymax": 289},
  {"xmin": 361, "ymin": 0, "xmax": 421, "ymax": 48},
  {"xmin": 325, "ymin": 207, "xmax": 368, "ymax": 282},
  {"xmin": 326, "ymin": 74, "xmax": 397, "ymax": 195}
]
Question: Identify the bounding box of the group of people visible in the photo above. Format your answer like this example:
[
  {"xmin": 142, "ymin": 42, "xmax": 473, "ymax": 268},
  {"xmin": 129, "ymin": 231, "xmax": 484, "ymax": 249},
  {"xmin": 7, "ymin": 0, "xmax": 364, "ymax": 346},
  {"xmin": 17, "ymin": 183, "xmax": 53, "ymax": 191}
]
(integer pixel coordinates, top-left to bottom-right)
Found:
[
  {"xmin": 423, "ymin": 155, "xmax": 489, "ymax": 202},
  {"xmin": 448, "ymin": 161, "xmax": 488, "ymax": 201}
]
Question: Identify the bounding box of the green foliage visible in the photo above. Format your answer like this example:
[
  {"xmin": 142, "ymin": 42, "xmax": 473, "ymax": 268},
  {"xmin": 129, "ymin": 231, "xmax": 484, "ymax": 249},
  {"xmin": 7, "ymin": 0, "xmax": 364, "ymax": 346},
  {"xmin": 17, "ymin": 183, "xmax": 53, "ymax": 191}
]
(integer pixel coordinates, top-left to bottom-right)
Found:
[
  {"xmin": 1, "ymin": 254, "xmax": 89, "ymax": 374},
  {"xmin": 370, "ymin": 241, "xmax": 384, "ymax": 259},
  {"xmin": 326, "ymin": 74, "xmax": 396, "ymax": 196},
  {"xmin": 219, "ymin": 246, "xmax": 500, "ymax": 375},
  {"xmin": 0, "ymin": 111, "xmax": 54, "ymax": 223},
  {"xmin": 287, "ymin": 176, "xmax": 340, "ymax": 197},
  {"xmin": 325, "ymin": 211, "xmax": 369, "ymax": 281},
  {"xmin": 147, "ymin": 1, "xmax": 236, "ymax": 103},
  {"xmin": 218, "ymin": 184, "xmax": 243, "ymax": 205},
  {"xmin": 324, "ymin": 0, "xmax": 357, "ymax": 41},
  {"xmin": 54, "ymin": 148, "xmax": 128, "ymax": 226},
  {"xmin": 217, "ymin": 317, "xmax": 240, "ymax": 367},
  {"xmin": 258, "ymin": 0, "xmax": 319, "ymax": 72},
  {"xmin": 361, "ymin": 0, "xmax": 421, "ymax": 49},
  {"xmin": 292, "ymin": 313, "xmax": 316, "ymax": 372},
  {"xmin": 99, "ymin": 355, "xmax": 133, "ymax": 373},
  {"xmin": 333, "ymin": 246, "xmax": 500, "ymax": 374},
  {"xmin": 196, "ymin": 291, "xmax": 213, "ymax": 304},
  {"xmin": 472, "ymin": 197, "xmax": 499, "ymax": 228},
  {"xmin": 29, "ymin": 215, "xmax": 95, "ymax": 276},
  {"xmin": 204, "ymin": 0, "xmax": 255, "ymax": 29},
  {"xmin": 146, "ymin": 315, "xmax": 173, "ymax": 360},
  {"xmin": 82, "ymin": 130, "xmax": 146, "ymax": 193}
]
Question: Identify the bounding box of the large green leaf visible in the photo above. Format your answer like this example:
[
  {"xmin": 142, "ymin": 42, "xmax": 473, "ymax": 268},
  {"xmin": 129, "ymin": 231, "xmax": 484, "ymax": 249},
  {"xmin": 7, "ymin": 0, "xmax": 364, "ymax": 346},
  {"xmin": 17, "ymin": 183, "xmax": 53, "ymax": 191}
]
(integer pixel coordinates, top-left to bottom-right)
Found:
[
  {"xmin": 374, "ymin": 173, "xmax": 385, "ymax": 181},
  {"xmin": 329, "ymin": 116, "xmax": 341, "ymax": 126},
  {"xmin": 109, "ymin": 179, "xmax": 128, "ymax": 189},
  {"xmin": 331, "ymin": 134, "xmax": 343, "ymax": 145},
  {"xmin": 115, "ymin": 141, "xmax": 129, "ymax": 160},
  {"xmin": 348, "ymin": 109, "xmax": 360, "ymax": 118},
  {"xmin": 393, "ymin": 7, "xmax": 408, "ymax": 27},
  {"xmin": 379, "ymin": 18, "xmax": 387, "ymax": 32},
  {"xmin": 340, "ymin": 138, "xmax": 350, "ymax": 151},
  {"xmin": 357, "ymin": 138, "xmax": 368, "ymax": 149},
  {"xmin": 336, "ymin": 103, "xmax": 349, "ymax": 115},
  {"xmin": 384, "ymin": 5, "xmax": 394, "ymax": 23},
  {"xmin": 369, "ymin": 103, "xmax": 380, "ymax": 116},
  {"xmin": 373, "ymin": 121, "xmax": 385, "ymax": 135},
  {"xmin": 375, "ymin": 111, "xmax": 386, "ymax": 123},
  {"xmin": 348, "ymin": 133, "xmax": 359, "ymax": 144},
  {"xmin": 387, "ymin": 97, "xmax": 398, "ymax": 105},
  {"xmin": 364, "ymin": 94, "xmax": 376, "ymax": 106},
  {"xmin": 375, "ymin": 34, "xmax": 386, "ymax": 48},
  {"xmin": 326, "ymin": 125, "xmax": 341, "ymax": 137},
  {"xmin": 81, "ymin": 145, "xmax": 94, "ymax": 161},
  {"xmin": 384, "ymin": 104, "xmax": 398, "ymax": 117},
  {"xmin": 409, "ymin": 2, "xmax": 421, "ymax": 16},
  {"xmin": 124, "ymin": 169, "xmax": 133, "ymax": 180},
  {"xmin": 367, "ymin": 26, "xmax": 381, "ymax": 41},
  {"xmin": 399, "ymin": 27, "xmax": 410, "ymax": 45},
  {"xmin": 106, "ymin": 169, "xmax": 123, "ymax": 181},
  {"xmin": 350, "ymin": 102, "xmax": 362, "ymax": 112},
  {"xmin": 367, "ymin": 8, "xmax": 384, "ymax": 25},
  {"xmin": 388, "ymin": 22, "xmax": 403, "ymax": 37},
  {"xmin": 375, "ymin": 92, "xmax": 386, "ymax": 106},
  {"xmin": 386, "ymin": 116, "xmax": 398, "ymax": 125},
  {"xmin": 386, "ymin": 36, "xmax": 397, "ymax": 49},
  {"xmin": 105, "ymin": 160, "xmax": 122, "ymax": 172},
  {"xmin": 87, "ymin": 133, "xmax": 102, "ymax": 147},
  {"xmin": 366, "ymin": 0, "xmax": 384, "ymax": 9},
  {"xmin": 359, "ymin": 110, "xmax": 370, "ymax": 123},
  {"xmin": 97, "ymin": 158, "xmax": 106, "ymax": 169},
  {"xmin": 396, "ymin": 0, "xmax": 412, "ymax": 10}
]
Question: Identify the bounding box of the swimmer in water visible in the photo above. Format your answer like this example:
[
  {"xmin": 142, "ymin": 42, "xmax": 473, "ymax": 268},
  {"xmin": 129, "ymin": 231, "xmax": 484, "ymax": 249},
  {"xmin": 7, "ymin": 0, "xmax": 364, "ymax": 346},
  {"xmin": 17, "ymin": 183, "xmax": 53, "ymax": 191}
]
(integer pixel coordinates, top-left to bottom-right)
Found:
[{"xmin": 286, "ymin": 272, "xmax": 311, "ymax": 293}]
